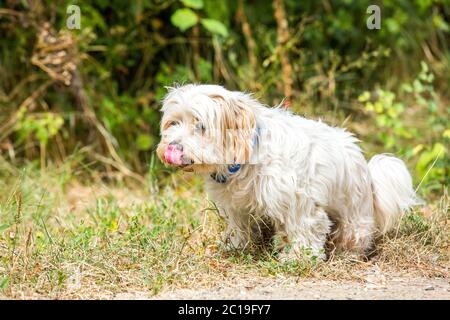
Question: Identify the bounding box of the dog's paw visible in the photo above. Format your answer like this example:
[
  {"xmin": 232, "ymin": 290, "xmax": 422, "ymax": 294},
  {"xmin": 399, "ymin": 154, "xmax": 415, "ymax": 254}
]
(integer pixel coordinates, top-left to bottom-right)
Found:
[
  {"xmin": 278, "ymin": 246, "xmax": 326, "ymax": 263},
  {"xmin": 219, "ymin": 231, "xmax": 249, "ymax": 252}
]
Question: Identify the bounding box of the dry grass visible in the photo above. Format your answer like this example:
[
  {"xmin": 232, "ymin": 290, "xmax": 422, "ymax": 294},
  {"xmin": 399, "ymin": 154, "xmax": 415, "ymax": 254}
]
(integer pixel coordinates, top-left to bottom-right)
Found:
[{"xmin": 0, "ymin": 160, "xmax": 448, "ymax": 299}]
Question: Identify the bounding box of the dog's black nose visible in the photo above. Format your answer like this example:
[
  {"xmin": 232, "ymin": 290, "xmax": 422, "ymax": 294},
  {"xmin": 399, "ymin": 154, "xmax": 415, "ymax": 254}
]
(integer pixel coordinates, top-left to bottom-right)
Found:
[{"xmin": 169, "ymin": 141, "xmax": 183, "ymax": 151}]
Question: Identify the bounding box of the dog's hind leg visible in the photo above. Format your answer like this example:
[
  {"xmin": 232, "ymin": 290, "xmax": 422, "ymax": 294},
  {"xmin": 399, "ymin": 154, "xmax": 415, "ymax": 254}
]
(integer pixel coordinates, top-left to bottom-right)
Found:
[
  {"xmin": 330, "ymin": 196, "xmax": 377, "ymax": 255},
  {"xmin": 332, "ymin": 211, "xmax": 376, "ymax": 255}
]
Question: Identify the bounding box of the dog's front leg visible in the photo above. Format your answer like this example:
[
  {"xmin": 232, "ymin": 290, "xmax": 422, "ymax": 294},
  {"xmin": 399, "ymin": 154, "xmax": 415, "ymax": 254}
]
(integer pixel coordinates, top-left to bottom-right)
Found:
[
  {"xmin": 277, "ymin": 202, "xmax": 332, "ymax": 262},
  {"xmin": 221, "ymin": 209, "xmax": 254, "ymax": 251}
]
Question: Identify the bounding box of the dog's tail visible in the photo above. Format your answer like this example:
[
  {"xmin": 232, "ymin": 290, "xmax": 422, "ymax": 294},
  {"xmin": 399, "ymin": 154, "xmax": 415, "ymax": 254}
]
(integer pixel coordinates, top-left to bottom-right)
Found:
[{"xmin": 368, "ymin": 154, "xmax": 423, "ymax": 234}]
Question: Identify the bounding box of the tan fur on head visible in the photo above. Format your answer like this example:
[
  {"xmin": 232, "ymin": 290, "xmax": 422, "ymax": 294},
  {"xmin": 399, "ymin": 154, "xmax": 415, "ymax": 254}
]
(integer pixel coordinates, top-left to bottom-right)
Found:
[{"xmin": 208, "ymin": 93, "xmax": 256, "ymax": 164}]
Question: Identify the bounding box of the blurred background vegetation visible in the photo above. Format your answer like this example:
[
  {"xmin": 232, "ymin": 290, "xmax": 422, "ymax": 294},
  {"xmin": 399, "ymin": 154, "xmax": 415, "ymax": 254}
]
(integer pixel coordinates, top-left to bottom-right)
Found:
[{"xmin": 0, "ymin": 0, "xmax": 449, "ymax": 196}]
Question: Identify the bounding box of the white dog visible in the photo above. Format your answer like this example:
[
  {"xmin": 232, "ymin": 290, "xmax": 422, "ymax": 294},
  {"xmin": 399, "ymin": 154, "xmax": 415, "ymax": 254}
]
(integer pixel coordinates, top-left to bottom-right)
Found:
[{"xmin": 157, "ymin": 84, "xmax": 421, "ymax": 260}]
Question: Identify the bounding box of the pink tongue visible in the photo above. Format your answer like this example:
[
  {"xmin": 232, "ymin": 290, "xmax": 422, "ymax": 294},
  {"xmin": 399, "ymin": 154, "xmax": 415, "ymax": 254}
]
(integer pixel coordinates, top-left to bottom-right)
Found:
[{"xmin": 164, "ymin": 144, "xmax": 183, "ymax": 165}]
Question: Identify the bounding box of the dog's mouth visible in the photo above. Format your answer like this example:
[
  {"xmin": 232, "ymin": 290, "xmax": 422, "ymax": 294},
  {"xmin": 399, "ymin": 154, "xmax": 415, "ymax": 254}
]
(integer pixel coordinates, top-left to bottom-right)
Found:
[
  {"xmin": 163, "ymin": 144, "xmax": 195, "ymax": 170},
  {"xmin": 176, "ymin": 158, "xmax": 195, "ymax": 169},
  {"xmin": 179, "ymin": 163, "xmax": 195, "ymax": 172},
  {"xmin": 164, "ymin": 159, "xmax": 195, "ymax": 172}
]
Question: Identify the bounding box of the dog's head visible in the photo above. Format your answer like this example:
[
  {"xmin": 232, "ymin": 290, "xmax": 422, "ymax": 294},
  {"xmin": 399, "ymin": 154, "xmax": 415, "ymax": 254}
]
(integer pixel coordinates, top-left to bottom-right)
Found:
[{"xmin": 157, "ymin": 84, "xmax": 257, "ymax": 173}]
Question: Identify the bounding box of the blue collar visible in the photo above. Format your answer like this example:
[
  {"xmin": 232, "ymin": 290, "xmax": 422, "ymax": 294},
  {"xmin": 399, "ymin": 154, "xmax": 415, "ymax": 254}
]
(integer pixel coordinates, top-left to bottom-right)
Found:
[
  {"xmin": 210, "ymin": 126, "xmax": 260, "ymax": 184},
  {"xmin": 210, "ymin": 164, "xmax": 241, "ymax": 184}
]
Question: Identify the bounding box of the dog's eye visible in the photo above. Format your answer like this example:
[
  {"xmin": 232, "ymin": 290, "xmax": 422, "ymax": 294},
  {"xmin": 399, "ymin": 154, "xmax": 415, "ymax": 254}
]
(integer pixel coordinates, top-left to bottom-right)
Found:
[
  {"xmin": 194, "ymin": 122, "xmax": 205, "ymax": 133},
  {"xmin": 168, "ymin": 121, "xmax": 179, "ymax": 127}
]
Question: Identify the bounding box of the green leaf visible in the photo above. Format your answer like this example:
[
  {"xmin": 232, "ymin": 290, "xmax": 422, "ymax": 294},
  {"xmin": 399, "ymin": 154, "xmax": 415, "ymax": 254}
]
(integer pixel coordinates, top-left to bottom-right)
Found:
[
  {"xmin": 200, "ymin": 18, "xmax": 228, "ymax": 37},
  {"xmin": 401, "ymin": 83, "xmax": 413, "ymax": 93},
  {"xmin": 413, "ymin": 79, "xmax": 424, "ymax": 93},
  {"xmin": 136, "ymin": 134, "xmax": 154, "ymax": 151},
  {"xmin": 171, "ymin": 8, "xmax": 198, "ymax": 32},
  {"xmin": 420, "ymin": 61, "xmax": 429, "ymax": 73},
  {"xmin": 358, "ymin": 91, "xmax": 371, "ymax": 102},
  {"xmin": 0, "ymin": 277, "xmax": 9, "ymax": 290},
  {"xmin": 198, "ymin": 58, "xmax": 212, "ymax": 82},
  {"xmin": 181, "ymin": 0, "xmax": 204, "ymax": 9},
  {"xmin": 433, "ymin": 14, "xmax": 450, "ymax": 32},
  {"xmin": 416, "ymin": 143, "xmax": 446, "ymax": 173},
  {"xmin": 385, "ymin": 18, "xmax": 400, "ymax": 34},
  {"xmin": 0, "ymin": 224, "xmax": 9, "ymax": 234}
]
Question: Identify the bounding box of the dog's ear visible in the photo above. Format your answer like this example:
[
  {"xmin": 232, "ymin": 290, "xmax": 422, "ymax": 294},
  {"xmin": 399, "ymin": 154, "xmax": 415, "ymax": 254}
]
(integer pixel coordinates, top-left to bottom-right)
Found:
[{"xmin": 209, "ymin": 93, "xmax": 256, "ymax": 164}]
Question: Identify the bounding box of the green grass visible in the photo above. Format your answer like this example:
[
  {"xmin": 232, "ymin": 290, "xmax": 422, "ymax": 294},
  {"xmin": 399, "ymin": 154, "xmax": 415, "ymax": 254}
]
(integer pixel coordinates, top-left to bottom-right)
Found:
[{"xmin": 0, "ymin": 159, "xmax": 448, "ymax": 299}]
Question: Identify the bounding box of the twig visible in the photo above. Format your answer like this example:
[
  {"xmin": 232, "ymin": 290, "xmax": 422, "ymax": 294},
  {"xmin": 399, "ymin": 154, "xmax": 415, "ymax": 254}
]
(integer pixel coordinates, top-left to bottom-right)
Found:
[
  {"xmin": 0, "ymin": 8, "xmax": 22, "ymax": 17},
  {"xmin": 0, "ymin": 80, "xmax": 54, "ymax": 143},
  {"xmin": 92, "ymin": 153, "xmax": 146, "ymax": 185},
  {"xmin": 213, "ymin": 38, "xmax": 234, "ymax": 84},
  {"xmin": 8, "ymin": 191, "xmax": 23, "ymax": 293},
  {"xmin": 415, "ymin": 147, "xmax": 443, "ymax": 193},
  {"xmin": 191, "ymin": 24, "xmax": 201, "ymax": 80},
  {"xmin": 273, "ymin": 0, "xmax": 293, "ymax": 101},
  {"xmin": 71, "ymin": 72, "xmax": 145, "ymax": 185},
  {"xmin": 236, "ymin": 0, "xmax": 258, "ymax": 89}
]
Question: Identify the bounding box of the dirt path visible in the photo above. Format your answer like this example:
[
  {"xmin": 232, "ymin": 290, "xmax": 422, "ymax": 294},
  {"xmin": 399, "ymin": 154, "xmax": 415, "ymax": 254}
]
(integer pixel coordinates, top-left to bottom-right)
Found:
[
  {"xmin": 151, "ymin": 277, "xmax": 449, "ymax": 300},
  {"xmin": 112, "ymin": 271, "xmax": 450, "ymax": 300}
]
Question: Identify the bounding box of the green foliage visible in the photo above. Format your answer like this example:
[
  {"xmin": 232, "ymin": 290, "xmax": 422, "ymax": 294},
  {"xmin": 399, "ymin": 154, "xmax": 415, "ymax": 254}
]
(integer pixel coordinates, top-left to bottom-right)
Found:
[
  {"xmin": 400, "ymin": 212, "xmax": 431, "ymax": 236},
  {"xmin": 0, "ymin": 0, "xmax": 448, "ymax": 192},
  {"xmin": 181, "ymin": 0, "xmax": 204, "ymax": 10},
  {"xmin": 170, "ymin": 0, "xmax": 229, "ymax": 37},
  {"xmin": 15, "ymin": 112, "xmax": 64, "ymax": 147},
  {"xmin": 200, "ymin": 19, "xmax": 228, "ymax": 37},
  {"xmin": 359, "ymin": 62, "xmax": 449, "ymax": 193},
  {"xmin": 360, "ymin": 89, "xmax": 410, "ymax": 148},
  {"xmin": 0, "ymin": 277, "xmax": 9, "ymax": 290},
  {"xmin": 171, "ymin": 8, "xmax": 198, "ymax": 32}
]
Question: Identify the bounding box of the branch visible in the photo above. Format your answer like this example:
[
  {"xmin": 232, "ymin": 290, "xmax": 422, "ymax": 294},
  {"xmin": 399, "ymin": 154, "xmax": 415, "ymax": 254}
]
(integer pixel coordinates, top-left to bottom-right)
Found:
[{"xmin": 273, "ymin": 0, "xmax": 293, "ymax": 101}]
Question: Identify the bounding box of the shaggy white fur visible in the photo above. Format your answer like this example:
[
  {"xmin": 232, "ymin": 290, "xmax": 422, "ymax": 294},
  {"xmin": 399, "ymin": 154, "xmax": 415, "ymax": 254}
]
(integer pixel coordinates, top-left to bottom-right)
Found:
[{"xmin": 157, "ymin": 84, "xmax": 421, "ymax": 259}]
